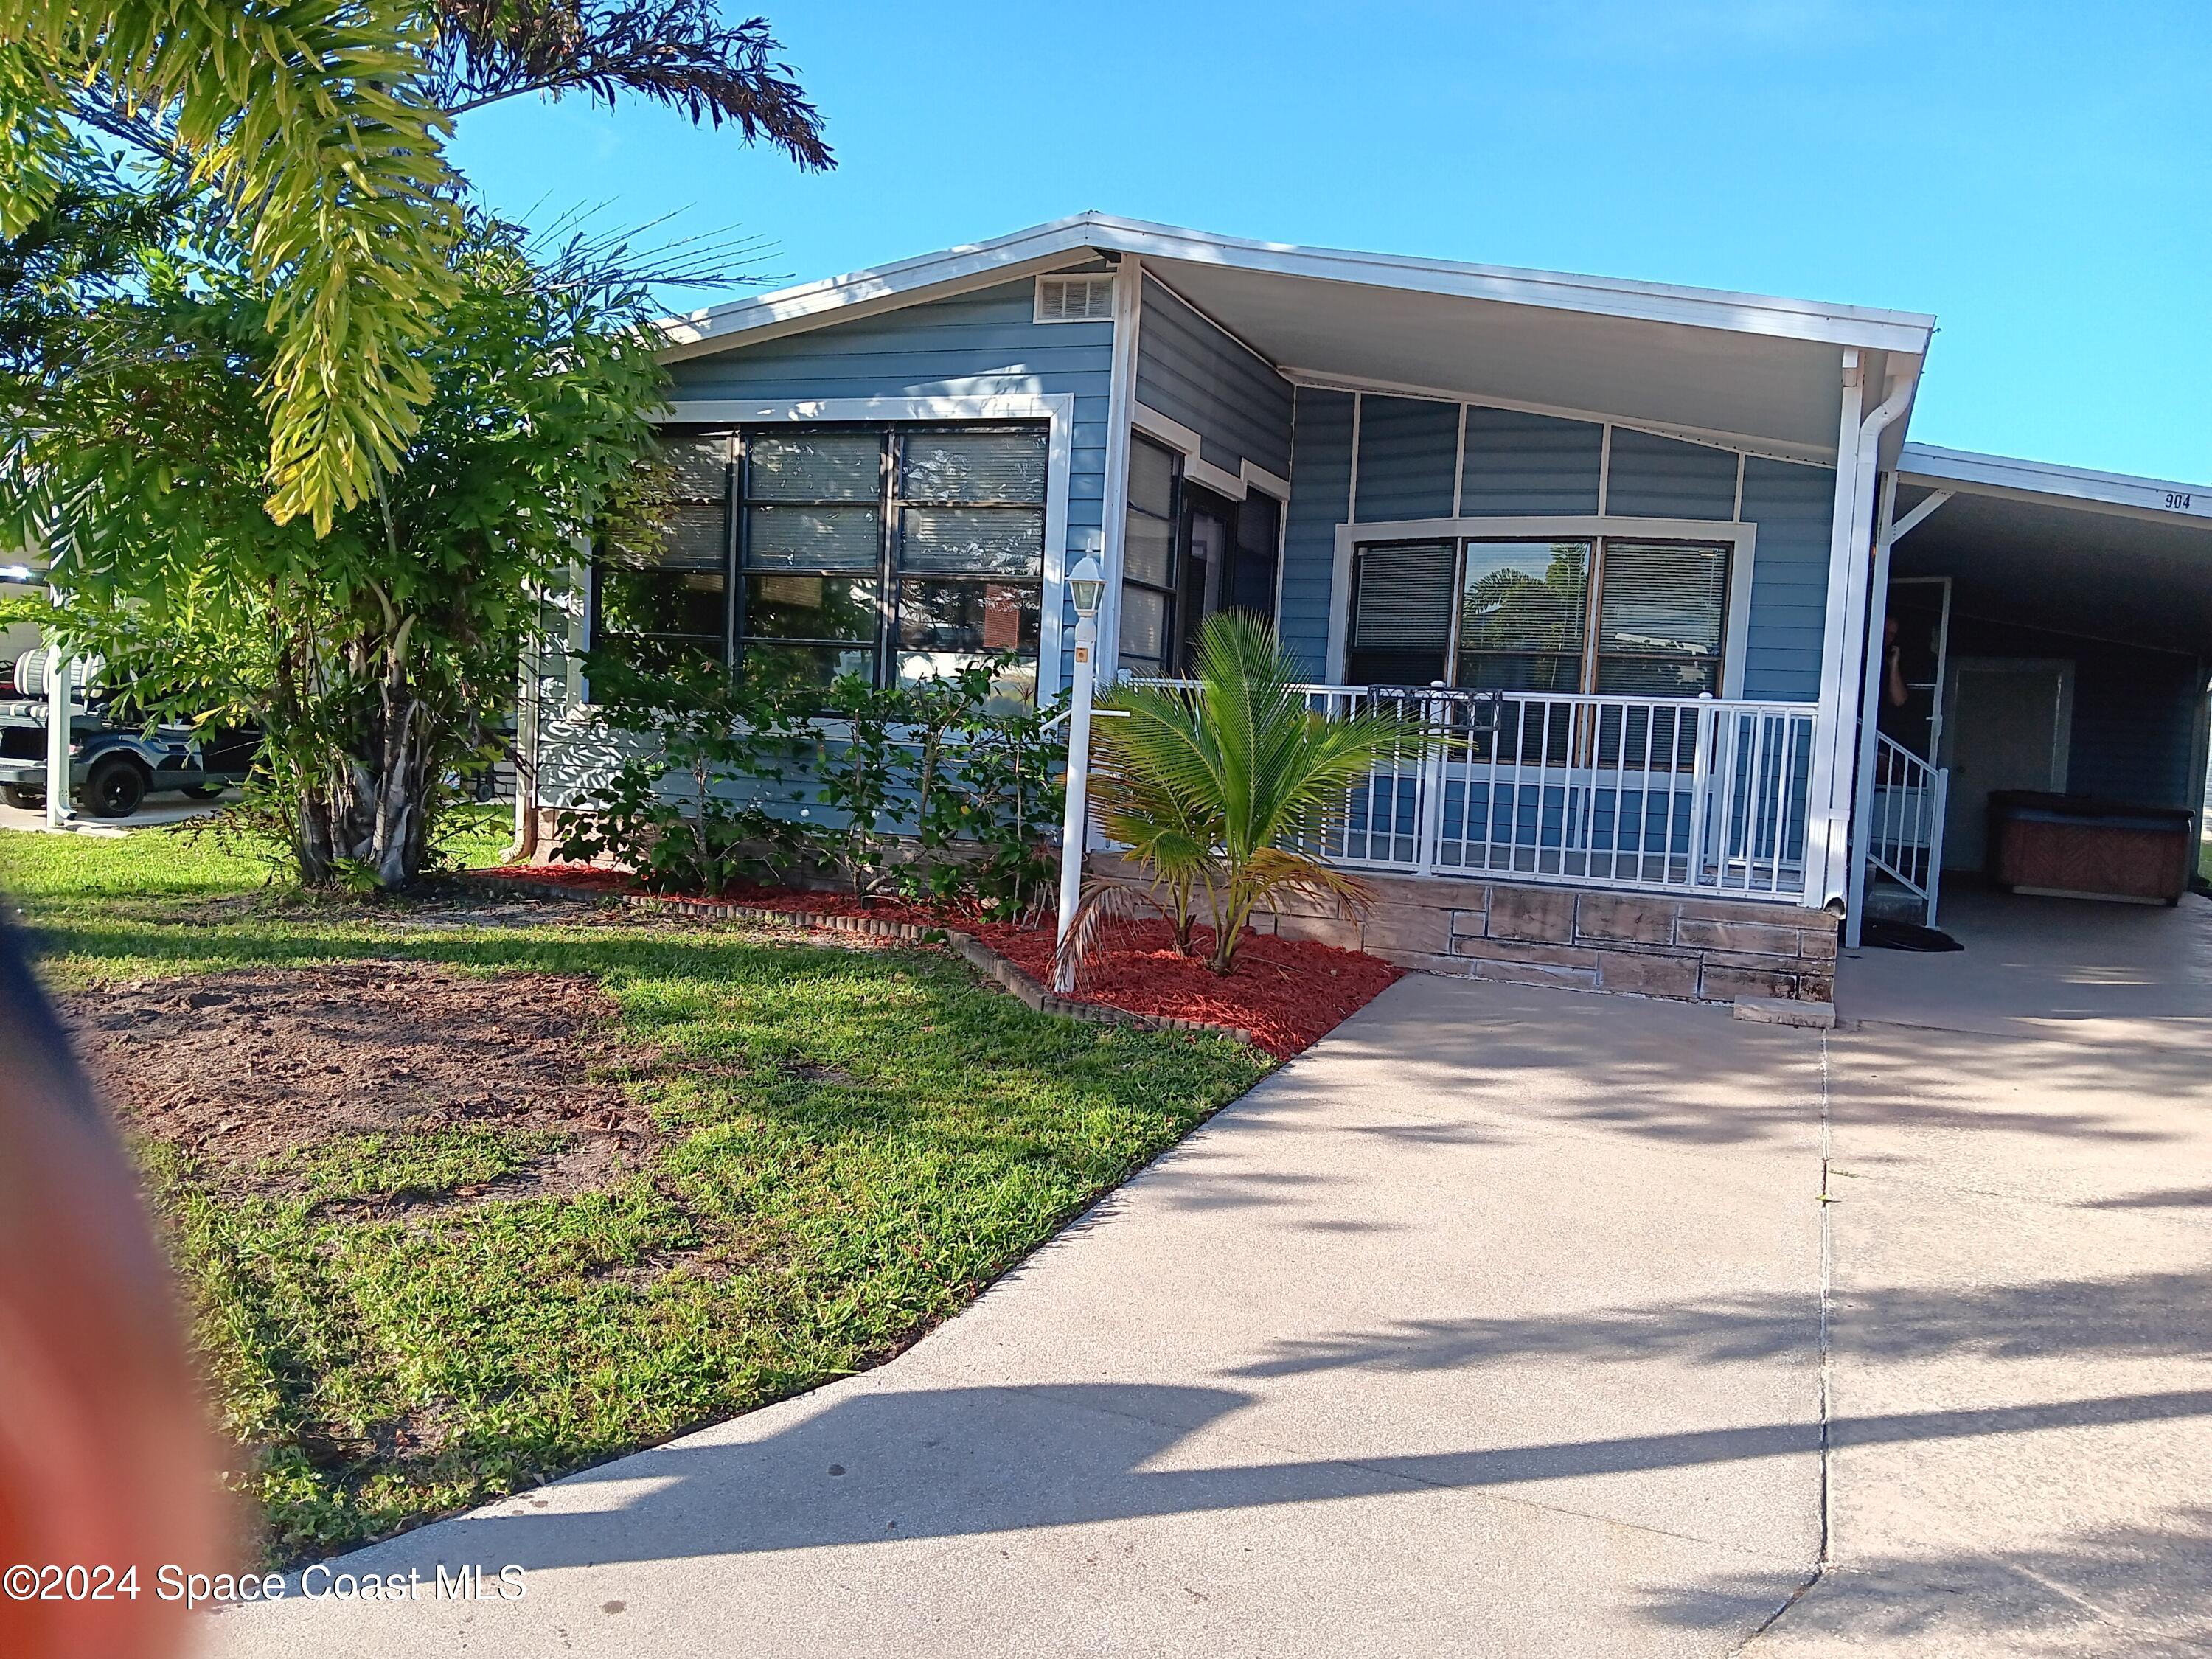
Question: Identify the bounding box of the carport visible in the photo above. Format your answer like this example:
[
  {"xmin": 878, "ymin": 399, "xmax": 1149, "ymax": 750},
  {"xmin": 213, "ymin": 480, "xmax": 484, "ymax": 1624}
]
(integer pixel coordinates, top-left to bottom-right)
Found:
[{"xmin": 1848, "ymin": 443, "xmax": 2212, "ymax": 942}]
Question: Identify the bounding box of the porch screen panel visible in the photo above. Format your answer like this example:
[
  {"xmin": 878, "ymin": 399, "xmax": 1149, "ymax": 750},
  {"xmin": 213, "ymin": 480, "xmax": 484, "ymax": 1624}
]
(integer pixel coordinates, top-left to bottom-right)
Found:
[
  {"xmin": 1593, "ymin": 540, "xmax": 1729, "ymax": 695},
  {"xmin": 1346, "ymin": 540, "xmax": 1456, "ymax": 686},
  {"xmin": 1455, "ymin": 540, "xmax": 1590, "ymax": 692},
  {"xmin": 596, "ymin": 431, "xmax": 731, "ymax": 672}
]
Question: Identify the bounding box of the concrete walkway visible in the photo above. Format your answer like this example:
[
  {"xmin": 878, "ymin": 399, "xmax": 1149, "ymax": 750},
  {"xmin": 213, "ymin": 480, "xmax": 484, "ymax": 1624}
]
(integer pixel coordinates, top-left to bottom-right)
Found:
[{"xmin": 206, "ymin": 975, "xmax": 1832, "ymax": 1658}]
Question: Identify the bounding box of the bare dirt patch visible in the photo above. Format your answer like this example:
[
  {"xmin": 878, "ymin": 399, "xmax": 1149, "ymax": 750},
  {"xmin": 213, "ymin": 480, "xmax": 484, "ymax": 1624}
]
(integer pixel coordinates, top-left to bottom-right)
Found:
[{"xmin": 61, "ymin": 961, "xmax": 658, "ymax": 1205}]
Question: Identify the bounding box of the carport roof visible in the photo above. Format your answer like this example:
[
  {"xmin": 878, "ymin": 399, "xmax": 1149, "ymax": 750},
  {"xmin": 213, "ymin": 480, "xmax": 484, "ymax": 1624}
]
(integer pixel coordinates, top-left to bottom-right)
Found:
[
  {"xmin": 1894, "ymin": 444, "xmax": 2212, "ymax": 656},
  {"xmin": 656, "ymin": 213, "xmax": 1933, "ymax": 464}
]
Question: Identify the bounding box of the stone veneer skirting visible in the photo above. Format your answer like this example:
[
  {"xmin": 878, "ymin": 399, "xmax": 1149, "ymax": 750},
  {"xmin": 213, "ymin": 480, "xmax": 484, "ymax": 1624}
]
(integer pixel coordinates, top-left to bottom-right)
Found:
[{"xmin": 1088, "ymin": 855, "xmax": 1838, "ymax": 1004}]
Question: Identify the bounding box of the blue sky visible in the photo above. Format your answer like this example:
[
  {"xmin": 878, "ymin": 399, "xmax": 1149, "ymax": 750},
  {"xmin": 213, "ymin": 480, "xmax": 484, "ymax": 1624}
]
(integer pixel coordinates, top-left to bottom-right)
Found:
[{"xmin": 451, "ymin": 0, "xmax": 2211, "ymax": 481}]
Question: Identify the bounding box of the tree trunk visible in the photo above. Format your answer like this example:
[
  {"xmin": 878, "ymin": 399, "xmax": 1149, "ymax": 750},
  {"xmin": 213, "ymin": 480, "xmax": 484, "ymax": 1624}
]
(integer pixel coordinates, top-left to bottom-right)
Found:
[{"xmin": 292, "ymin": 678, "xmax": 434, "ymax": 890}]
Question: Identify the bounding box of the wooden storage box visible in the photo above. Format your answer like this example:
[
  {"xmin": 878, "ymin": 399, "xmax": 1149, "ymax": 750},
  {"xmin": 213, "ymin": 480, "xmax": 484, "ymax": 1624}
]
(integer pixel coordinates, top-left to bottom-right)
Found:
[{"xmin": 1986, "ymin": 792, "xmax": 2194, "ymax": 905}]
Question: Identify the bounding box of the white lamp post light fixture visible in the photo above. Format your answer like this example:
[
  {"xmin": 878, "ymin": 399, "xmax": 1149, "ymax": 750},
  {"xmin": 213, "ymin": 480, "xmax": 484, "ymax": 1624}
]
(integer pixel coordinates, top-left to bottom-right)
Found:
[{"xmin": 1053, "ymin": 555, "xmax": 1106, "ymax": 993}]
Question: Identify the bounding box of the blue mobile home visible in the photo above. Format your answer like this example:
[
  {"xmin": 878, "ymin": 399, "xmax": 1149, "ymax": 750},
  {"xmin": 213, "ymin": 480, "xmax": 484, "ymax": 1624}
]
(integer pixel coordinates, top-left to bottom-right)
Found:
[{"xmin": 522, "ymin": 215, "xmax": 2212, "ymax": 1003}]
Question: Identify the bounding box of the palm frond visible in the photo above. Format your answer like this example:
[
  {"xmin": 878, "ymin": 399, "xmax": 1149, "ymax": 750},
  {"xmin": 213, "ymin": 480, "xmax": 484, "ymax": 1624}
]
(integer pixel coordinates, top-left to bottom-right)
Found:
[
  {"xmin": 1051, "ymin": 877, "xmax": 1164, "ymax": 992},
  {"xmin": 1067, "ymin": 611, "xmax": 1438, "ymax": 975}
]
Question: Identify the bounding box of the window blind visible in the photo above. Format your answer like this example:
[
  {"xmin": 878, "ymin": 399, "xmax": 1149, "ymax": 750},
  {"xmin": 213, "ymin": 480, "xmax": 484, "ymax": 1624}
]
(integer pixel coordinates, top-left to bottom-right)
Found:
[{"xmin": 1346, "ymin": 540, "xmax": 1456, "ymax": 685}]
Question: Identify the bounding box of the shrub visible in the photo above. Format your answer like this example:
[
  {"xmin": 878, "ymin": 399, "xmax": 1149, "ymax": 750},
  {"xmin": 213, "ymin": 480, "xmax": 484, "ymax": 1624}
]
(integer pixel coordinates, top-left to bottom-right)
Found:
[{"xmin": 555, "ymin": 648, "xmax": 1065, "ymax": 916}]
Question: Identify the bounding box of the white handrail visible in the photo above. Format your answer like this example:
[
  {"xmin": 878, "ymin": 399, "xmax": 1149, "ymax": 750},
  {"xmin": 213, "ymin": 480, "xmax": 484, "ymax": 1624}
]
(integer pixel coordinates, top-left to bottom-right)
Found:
[
  {"xmin": 1863, "ymin": 731, "xmax": 1948, "ymax": 920},
  {"xmin": 1127, "ymin": 679, "xmax": 1823, "ymax": 903}
]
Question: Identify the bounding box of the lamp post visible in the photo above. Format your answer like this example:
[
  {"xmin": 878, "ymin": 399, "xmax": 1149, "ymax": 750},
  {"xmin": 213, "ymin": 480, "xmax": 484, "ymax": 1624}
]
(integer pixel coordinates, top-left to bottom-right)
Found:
[{"xmin": 1054, "ymin": 555, "xmax": 1106, "ymax": 994}]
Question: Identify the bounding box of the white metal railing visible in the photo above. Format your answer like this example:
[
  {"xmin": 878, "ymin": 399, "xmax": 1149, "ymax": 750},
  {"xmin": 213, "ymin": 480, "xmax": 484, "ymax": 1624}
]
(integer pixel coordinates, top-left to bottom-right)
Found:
[
  {"xmin": 1122, "ymin": 680, "xmax": 1823, "ymax": 903},
  {"xmin": 1863, "ymin": 730, "xmax": 1950, "ymax": 925}
]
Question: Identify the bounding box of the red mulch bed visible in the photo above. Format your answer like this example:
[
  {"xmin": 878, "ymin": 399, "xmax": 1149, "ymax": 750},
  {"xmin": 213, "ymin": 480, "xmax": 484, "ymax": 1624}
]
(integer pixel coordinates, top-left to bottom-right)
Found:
[{"xmin": 473, "ymin": 865, "xmax": 1401, "ymax": 1058}]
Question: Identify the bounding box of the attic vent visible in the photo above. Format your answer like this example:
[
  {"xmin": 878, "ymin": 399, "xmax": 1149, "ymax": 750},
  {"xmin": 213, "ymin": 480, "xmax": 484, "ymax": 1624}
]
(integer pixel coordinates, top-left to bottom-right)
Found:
[{"xmin": 1035, "ymin": 273, "xmax": 1115, "ymax": 324}]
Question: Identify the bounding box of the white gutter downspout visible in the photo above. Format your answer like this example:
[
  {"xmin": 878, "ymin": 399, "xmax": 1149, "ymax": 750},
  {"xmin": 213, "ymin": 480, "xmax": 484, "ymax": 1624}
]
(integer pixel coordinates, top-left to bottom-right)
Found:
[{"xmin": 1805, "ymin": 350, "xmax": 1914, "ymax": 911}]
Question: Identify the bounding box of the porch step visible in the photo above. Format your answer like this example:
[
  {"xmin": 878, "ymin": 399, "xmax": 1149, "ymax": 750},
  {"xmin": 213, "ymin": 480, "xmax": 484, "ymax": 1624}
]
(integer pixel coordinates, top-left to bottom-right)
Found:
[
  {"xmin": 1863, "ymin": 874, "xmax": 1930, "ymax": 926},
  {"xmin": 1733, "ymin": 995, "xmax": 1837, "ymax": 1029}
]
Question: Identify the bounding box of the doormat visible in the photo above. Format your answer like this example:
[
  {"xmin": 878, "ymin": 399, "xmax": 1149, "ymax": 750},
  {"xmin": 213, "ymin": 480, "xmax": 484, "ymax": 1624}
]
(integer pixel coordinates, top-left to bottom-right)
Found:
[{"xmin": 1861, "ymin": 917, "xmax": 1964, "ymax": 952}]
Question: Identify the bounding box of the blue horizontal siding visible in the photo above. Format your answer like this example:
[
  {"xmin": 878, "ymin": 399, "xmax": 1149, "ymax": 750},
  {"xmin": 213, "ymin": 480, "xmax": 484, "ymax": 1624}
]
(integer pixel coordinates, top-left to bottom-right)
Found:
[
  {"xmin": 1354, "ymin": 396, "xmax": 1458, "ymax": 522},
  {"xmin": 1286, "ymin": 394, "xmax": 1842, "ymax": 698},
  {"xmin": 1281, "ymin": 388, "xmax": 1355, "ymax": 678},
  {"xmin": 1605, "ymin": 428, "xmax": 1739, "ymax": 521},
  {"xmin": 1460, "ymin": 408, "xmax": 1603, "ymax": 515},
  {"xmin": 1736, "ymin": 458, "xmax": 1836, "ymax": 703},
  {"xmin": 1133, "ymin": 281, "xmax": 1295, "ymax": 479}
]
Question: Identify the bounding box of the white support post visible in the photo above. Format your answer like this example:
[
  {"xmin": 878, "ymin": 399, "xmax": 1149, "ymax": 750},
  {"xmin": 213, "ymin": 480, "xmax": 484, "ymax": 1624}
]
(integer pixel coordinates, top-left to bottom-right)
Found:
[
  {"xmin": 1053, "ymin": 609, "xmax": 1099, "ymax": 994},
  {"xmin": 1844, "ymin": 472, "xmax": 1901, "ymax": 947},
  {"xmin": 1800, "ymin": 355, "xmax": 1865, "ymax": 903},
  {"xmin": 507, "ymin": 583, "xmax": 543, "ymax": 865},
  {"xmin": 1804, "ymin": 352, "xmax": 1914, "ymax": 909},
  {"xmin": 44, "ymin": 587, "xmax": 71, "ymax": 829}
]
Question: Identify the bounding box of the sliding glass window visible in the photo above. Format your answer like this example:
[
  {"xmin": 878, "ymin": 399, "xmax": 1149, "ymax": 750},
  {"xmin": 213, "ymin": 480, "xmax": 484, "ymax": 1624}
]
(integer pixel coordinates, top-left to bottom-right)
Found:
[{"xmin": 1342, "ymin": 533, "xmax": 1731, "ymax": 695}]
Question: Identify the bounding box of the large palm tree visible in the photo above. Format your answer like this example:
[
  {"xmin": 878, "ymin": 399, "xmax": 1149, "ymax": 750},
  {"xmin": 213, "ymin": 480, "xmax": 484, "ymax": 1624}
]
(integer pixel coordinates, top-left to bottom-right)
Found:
[
  {"xmin": 0, "ymin": 0, "xmax": 828, "ymax": 535},
  {"xmin": 1060, "ymin": 612, "xmax": 1427, "ymax": 978}
]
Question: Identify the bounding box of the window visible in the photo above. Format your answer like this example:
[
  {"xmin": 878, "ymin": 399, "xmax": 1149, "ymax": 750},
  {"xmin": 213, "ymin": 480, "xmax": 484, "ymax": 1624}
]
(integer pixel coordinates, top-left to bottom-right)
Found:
[
  {"xmin": 1590, "ymin": 540, "xmax": 1729, "ymax": 695},
  {"xmin": 1035, "ymin": 273, "xmax": 1116, "ymax": 323},
  {"xmin": 593, "ymin": 431, "xmax": 732, "ymax": 674},
  {"xmin": 739, "ymin": 423, "xmax": 1046, "ymax": 703},
  {"xmin": 886, "ymin": 428, "xmax": 1046, "ymax": 703},
  {"xmin": 1456, "ymin": 540, "xmax": 1590, "ymax": 692},
  {"xmin": 737, "ymin": 428, "xmax": 883, "ymax": 689},
  {"xmin": 1119, "ymin": 434, "xmax": 1283, "ymax": 677},
  {"xmin": 1343, "ymin": 533, "xmax": 1732, "ymax": 695},
  {"xmin": 1119, "ymin": 434, "xmax": 1179, "ymax": 675},
  {"xmin": 594, "ymin": 423, "xmax": 1048, "ymax": 704},
  {"xmin": 1346, "ymin": 540, "xmax": 1455, "ymax": 686}
]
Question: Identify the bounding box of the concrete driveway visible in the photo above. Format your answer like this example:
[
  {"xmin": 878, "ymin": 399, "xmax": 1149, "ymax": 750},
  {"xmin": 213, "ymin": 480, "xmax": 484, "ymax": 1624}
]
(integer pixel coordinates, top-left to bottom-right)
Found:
[
  {"xmin": 0, "ymin": 794, "xmax": 232, "ymax": 835},
  {"xmin": 201, "ymin": 890, "xmax": 2212, "ymax": 1657},
  {"xmin": 206, "ymin": 975, "xmax": 1832, "ymax": 1658},
  {"xmin": 1770, "ymin": 890, "xmax": 2212, "ymax": 1657}
]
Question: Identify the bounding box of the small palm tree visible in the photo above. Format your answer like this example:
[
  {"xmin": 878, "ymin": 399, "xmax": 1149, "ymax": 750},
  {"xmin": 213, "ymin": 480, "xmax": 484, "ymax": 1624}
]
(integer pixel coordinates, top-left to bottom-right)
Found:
[{"xmin": 1060, "ymin": 612, "xmax": 1428, "ymax": 978}]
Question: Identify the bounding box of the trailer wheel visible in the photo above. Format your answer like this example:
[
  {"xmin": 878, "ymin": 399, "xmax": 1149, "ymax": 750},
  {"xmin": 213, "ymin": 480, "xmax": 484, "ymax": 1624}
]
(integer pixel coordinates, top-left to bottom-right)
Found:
[
  {"xmin": 82, "ymin": 754, "xmax": 149, "ymax": 818},
  {"xmin": 180, "ymin": 782, "xmax": 228, "ymax": 800}
]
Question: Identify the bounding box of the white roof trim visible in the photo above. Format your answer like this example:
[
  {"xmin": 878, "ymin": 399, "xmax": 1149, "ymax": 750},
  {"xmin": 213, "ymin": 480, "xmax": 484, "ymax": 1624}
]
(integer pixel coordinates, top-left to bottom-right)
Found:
[
  {"xmin": 655, "ymin": 212, "xmax": 1938, "ymax": 363},
  {"xmin": 1899, "ymin": 442, "xmax": 2212, "ymax": 525}
]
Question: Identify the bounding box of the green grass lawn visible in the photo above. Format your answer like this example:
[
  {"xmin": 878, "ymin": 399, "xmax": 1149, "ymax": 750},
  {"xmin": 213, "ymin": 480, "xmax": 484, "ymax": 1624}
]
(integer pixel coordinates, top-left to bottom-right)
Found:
[{"xmin": 0, "ymin": 821, "xmax": 1267, "ymax": 1565}]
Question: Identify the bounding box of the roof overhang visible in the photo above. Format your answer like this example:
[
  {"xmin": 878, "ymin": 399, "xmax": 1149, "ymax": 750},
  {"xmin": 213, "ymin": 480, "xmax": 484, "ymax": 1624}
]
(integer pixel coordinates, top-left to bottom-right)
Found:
[
  {"xmin": 1893, "ymin": 445, "xmax": 2212, "ymax": 656},
  {"xmin": 658, "ymin": 213, "xmax": 1935, "ymax": 465}
]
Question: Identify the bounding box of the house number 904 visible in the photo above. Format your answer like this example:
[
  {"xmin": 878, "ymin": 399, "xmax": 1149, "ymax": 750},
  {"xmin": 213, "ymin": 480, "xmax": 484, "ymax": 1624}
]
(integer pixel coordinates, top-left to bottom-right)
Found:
[{"xmin": 2165, "ymin": 491, "xmax": 2194, "ymax": 510}]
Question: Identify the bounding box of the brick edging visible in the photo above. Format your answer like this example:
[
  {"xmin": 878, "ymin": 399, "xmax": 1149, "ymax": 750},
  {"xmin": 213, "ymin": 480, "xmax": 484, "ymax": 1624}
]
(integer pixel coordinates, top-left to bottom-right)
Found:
[{"xmin": 451, "ymin": 874, "xmax": 1257, "ymax": 1048}]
